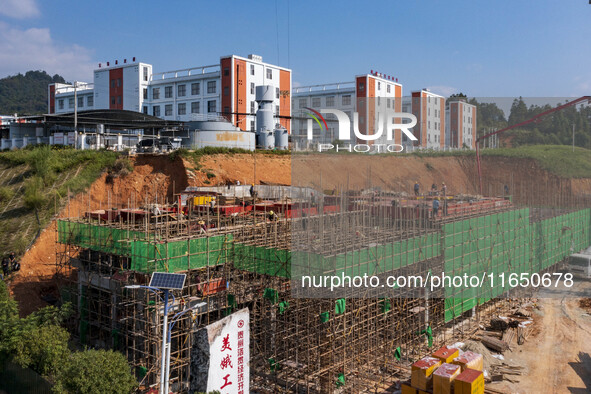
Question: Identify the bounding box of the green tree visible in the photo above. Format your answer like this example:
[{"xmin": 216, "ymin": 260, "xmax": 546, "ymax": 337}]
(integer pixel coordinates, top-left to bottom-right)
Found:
[
  {"xmin": 0, "ymin": 70, "xmax": 66, "ymax": 115},
  {"xmin": 11, "ymin": 324, "xmax": 70, "ymax": 376},
  {"xmin": 508, "ymin": 97, "xmax": 529, "ymax": 125},
  {"xmin": 52, "ymin": 350, "xmax": 138, "ymax": 394}
]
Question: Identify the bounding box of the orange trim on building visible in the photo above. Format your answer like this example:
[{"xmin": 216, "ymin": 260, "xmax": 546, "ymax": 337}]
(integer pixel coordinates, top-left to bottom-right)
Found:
[
  {"xmin": 234, "ymin": 58, "xmax": 246, "ymax": 130},
  {"xmin": 440, "ymin": 99, "xmax": 445, "ymax": 149},
  {"xmin": 49, "ymin": 85, "xmax": 55, "ymax": 114},
  {"xmin": 109, "ymin": 68, "xmax": 123, "ymax": 110},
  {"xmin": 394, "ymin": 85, "xmax": 402, "ymax": 145},
  {"xmin": 279, "ymin": 69, "xmax": 291, "ymax": 132},
  {"xmin": 458, "ymin": 104, "xmax": 463, "ymax": 148},
  {"xmin": 472, "ymin": 107, "xmax": 477, "ymax": 148},
  {"xmin": 356, "ymin": 76, "xmax": 367, "ymax": 143},
  {"xmin": 220, "ymin": 57, "xmax": 233, "ymax": 124}
]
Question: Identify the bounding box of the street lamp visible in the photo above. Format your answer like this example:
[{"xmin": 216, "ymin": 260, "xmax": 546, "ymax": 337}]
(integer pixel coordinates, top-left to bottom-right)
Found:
[
  {"xmin": 125, "ymin": 284, "xmax": 175, "ymax": 394},
  {"xmin": 125, "ymin": 272, "xmax": 186, "ymax": 394},
  {"xmin": 164, "ymin": 302, "xmax": 207, "ymax": 394}
]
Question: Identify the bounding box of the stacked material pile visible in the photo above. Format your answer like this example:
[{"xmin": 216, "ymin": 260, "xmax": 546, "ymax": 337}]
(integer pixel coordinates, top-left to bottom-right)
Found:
[{"xmin": 401, "ymin": 345, "xmax": 485, "ymax": 394}]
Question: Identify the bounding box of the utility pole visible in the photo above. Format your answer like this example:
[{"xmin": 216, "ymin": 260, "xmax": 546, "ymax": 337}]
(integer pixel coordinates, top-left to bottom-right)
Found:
[
  {"xmin": 572, "ymin": 123, "xmax": 575, "ymax": 152},
  {"xmin": 74, "ymin": 81, "xmax": 78, "ymax": 149}
]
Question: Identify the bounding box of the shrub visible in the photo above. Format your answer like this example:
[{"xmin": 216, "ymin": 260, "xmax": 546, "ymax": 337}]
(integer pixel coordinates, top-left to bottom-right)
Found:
[
  {"xmin": 0, "ymin": 186, "xmax": 14, "ymax": 202},
  {"xmin": 52, "ymin": 350, "xmax": 137, "ymax": 394},
  {"xmin": 23, "ymin": 176, "xmax": 46, "ymax": 210}
]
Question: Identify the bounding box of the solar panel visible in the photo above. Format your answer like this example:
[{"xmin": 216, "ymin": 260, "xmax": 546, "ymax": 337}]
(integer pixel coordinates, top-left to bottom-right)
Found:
[{"xmin": 149, "ymin": 272, "xmax": 186, "ymax": 290}]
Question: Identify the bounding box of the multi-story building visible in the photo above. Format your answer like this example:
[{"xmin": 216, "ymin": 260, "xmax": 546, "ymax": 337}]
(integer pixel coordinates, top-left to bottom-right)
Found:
[
  {"xmin": 291, "ymin": 72, "xmax": 402, "ymax": 147},
  {"xmin": 445, "ymin": 100, "xmax": 477, "ymax": 149},
  {"xmin": 48, "ymin": 54, "xmax": 291, "ymax": 133},
  {"xmin": 409, "ymin": 89, "xmax": 445, "ymax": 149}
]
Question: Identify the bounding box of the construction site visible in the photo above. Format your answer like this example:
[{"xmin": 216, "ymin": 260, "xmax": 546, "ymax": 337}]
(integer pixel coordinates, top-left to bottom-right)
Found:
[{"xmin": 47, "ymin": 151, "xmax": 591, "ymax": 394}]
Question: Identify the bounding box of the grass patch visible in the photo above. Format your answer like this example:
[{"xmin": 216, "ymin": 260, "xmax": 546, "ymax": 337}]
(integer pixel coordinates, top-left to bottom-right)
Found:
[{"xmin": 0, "ymin": 146, "xmax": 121, "ymax": 257}]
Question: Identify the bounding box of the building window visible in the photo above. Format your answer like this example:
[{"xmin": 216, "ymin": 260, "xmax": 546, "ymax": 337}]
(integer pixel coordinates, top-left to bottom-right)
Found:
[
  {"xmin": 276, "ymin": 87, "xmax": 280, "ymax": 99},
  {"xmin": 58, "ymin": 99, "xmax": 64, "ymax": 109},
  {"xmin": 207, "ymin": 100, "xmax": 216, "ymax": 113},
  {"xmin": 207, "ymin": 81, "xmax": 216, "ymax": 94},
  {"xmin": 326, "ymin": 96, "xmax": 335, "ymax": 107},
  {"xmin": 153, "ymin": 106, "xmax": 160, "ymax": 117},
  {"xmin": 165, "ymin": 104, "xmax": 172, "ymax": 116},
  {"xmin": 250, "ymin": 64, "xmax": 255, "ymax": 75},
  {"xmin": 312, "ymin": 97, "xmax": 321, "ymax": 107},
  {"xmin": 143, "ymin": 88, "xmax": 148, "ymax": 100},
  {"xmin": 223, "ymin": 106, "xmax": 230, "ymax": 116},
  {"xmin": 68, "ymin": 98, "xmax": 74, "ymax": 108},
  {"xmin": 178, "ymin": 84, "xmax": 186, "ymax": 97},
  {"xmin": 191, "ymin": 101, "xmax": 200, "ymax": 113},
  {"xmin": 143, "ymin": 67, "xmax": 148, "ymax": 81},
  {"xmin": 387, "ymin": 98, "xmax": 391, "ymax": 108},
  {"xmin": 78, "ymin": 96, "xmax": 84, "ymax": 107},
  {"xmin": 387, "ymin": 85, "xmax": 391, "ymax": 93},
  {"xmin": 143, "ymin": 106, "xmax": 148, "ymax": 114},
  {"xmin": 165, "ymin": 86, "xmax": 172, "ymax": 98},
  {"xmin": 250, "ymin": 83, "xmax": 255, "ymax": 95},
  {"xmin": 153, "ymin": 88, "xmax": 160, "ymax": 100},
  {"xmin": 378, "ymin": 82, "xmax": 381, "ymax": 90},
  {"xmin": 117, "ymin": 96, "xmax": 122, "ymax": 105},
  {"xmin": 117, "ymin": 79, "xmax": 121, "ymax": 87},
  {"xmin": 251, "ymin": 120, "xmax": 255, "ymax": 131},
  {"xmin": 251, "ymin": 101, "xmax": 255, "ymax": 114},
  {"xmin": 111, "ymin": 97, "xmax": 116, "ymax": 105},
  {"xmin": 378, "ymin": 97, "xmax": 381, "ymax": 106},
  {"xmin": 266, "ymin": 68, "xmax": 272, "ymax": 79},
  {"xmin": 342, "ymin": 95, "xmax": 351, "ymax": 106},
  {"xmin": 178, "ymin": 103, "xmax": 186, "ymax": 115},
  {"xmin": 191, "ymin": 83, "xmax": 200, "ymax": 95},
  {"xmin": 299, "ymin": 98, "xmax": 307, "ymax": 107},
  {"xmin": 224, "ymin": 86, "xmax": 229, "ymax": 96},
  {"xmin": 111, "ymin": 80, "xmax": 116, "ymax": 88},
  {"xmin": 224, "ymin": 67, "xmax": 229, "ymax": 76},
  {"xmin": 359, "ymin": 82, "xmax": 365, "ymax": 91},
  {"xmin": 276, "ymin": 105, "xmax": 280, "ymax": 114},
  {"xmin": 87, "ymin": 96, "xmax": 93, "ymax": 106}
]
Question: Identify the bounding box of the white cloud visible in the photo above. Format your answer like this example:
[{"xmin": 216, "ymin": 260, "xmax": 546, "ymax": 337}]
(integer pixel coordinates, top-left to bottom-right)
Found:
[
  {"xmin": 0, "ymin": 0, "xmax": 40, "ymax": 19},
  {"xmin": 425, "ymin": 85, "xmax": 459, "ymax": 97},
  {"xmin": 0, "ymin": 22, "xmax": 95, "ymax": 82}
]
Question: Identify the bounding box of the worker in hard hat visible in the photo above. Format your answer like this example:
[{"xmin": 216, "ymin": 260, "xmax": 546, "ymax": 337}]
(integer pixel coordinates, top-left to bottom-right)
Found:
[
  {"xmin": 249, "ymin": 183, "xmax": 255, "ymax": 198},
  {"xmin": 414, "ymin": 181, "xmax": 420, "ymax": 196},
  {"xmin": 441, "ymin": 182, "xmax": 447, "ymax": 197},
  {"xmin": 198, "ymin": 220, "xmax": 207, "ymax": 234},
  {"xmin": 432, "ymin": 197, "xmax": 440, "ymax": 217},
  {"xmin": 268, "ymin": 210, "xmax": 276, "ymax": 222}
]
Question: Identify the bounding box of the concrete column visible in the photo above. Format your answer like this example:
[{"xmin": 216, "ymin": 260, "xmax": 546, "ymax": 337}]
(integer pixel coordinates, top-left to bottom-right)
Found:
[
  {"xmin": 22, "ymin": 137, "xmax": 28, "ymax": 147},
  {"xmin": 12, "ymin": 138, "xmax": 18, "ymax": 149},
  {"xmin": 79, "ymin": 134, "xmax": 87, "ymax": 150},
  {"xmin": 1, "ymin": 139, "xmax": 7, "ymax": 150},
  {"xmin": 117, "ymin": 134, "xmax": 123, "ymax": 147},
  {"xmin": 49, "ymin": 135, "xmax": 54, "ymax": 145}
]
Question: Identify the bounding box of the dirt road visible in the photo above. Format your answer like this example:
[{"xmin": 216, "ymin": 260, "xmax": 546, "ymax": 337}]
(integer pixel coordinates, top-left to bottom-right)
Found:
[{"xmin": 496, "ymin": 281, "xmax": 591, "ymax": 393}]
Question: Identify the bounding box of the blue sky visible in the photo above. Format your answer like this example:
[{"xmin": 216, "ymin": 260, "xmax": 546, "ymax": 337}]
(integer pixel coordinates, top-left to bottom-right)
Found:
[{"xmin": 0, "ymin": 0, "xmax": 590, "ymax": 97}]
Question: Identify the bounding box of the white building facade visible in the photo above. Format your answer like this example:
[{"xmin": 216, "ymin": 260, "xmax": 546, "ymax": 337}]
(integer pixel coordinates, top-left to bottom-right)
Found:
[{"xmin": 48, "ymin": 54, "xmax": 291, "ymax": 133}]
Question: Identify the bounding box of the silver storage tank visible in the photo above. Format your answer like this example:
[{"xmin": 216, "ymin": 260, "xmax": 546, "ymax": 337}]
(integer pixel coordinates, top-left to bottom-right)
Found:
[{"xmin": 274, "ymin": 124, "xmax": 288, "ymax": 150}]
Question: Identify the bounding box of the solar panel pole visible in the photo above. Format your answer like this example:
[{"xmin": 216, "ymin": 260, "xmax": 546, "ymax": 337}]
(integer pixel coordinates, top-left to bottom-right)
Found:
[
  {"xmin": 125, "ymin": 284, "xmax": 174, "ymax": 394},
  {"xmin": 160, "ymin": 289, "xmax": 170, "ymax": 394}
]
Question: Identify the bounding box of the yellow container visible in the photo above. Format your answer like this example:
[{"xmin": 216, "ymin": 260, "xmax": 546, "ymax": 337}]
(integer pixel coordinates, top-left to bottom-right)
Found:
[
  {"xmin": 432, "ymin": 346, "xmax": 459, "ymax": 364},
  {"xmin": 193, "ymin": 196, "xmax": 214, "ymax": 206},
  {"xmin": 454, "ymin": 369, "xmax": 484, "ymax": 394},
  {"xmin": 453, "ymin": 351, "xmax": 483, "ymax": 372},
  {"xmin": 401, "ymin": 383, "xmax": 418, "ymax": 394},
  {"xmin": 433, "ymin": 363, "xmax": 461, "ymax": 394},
  {"xmin": 411, "ymin": 357, "xmax": 441, "ymax": 391}
]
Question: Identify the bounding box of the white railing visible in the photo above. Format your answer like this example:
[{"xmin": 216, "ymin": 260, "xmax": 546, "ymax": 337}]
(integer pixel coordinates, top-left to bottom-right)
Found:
[{"xmin": 150, "ymin": 65, "xmax": 220, "ymax": 81}]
